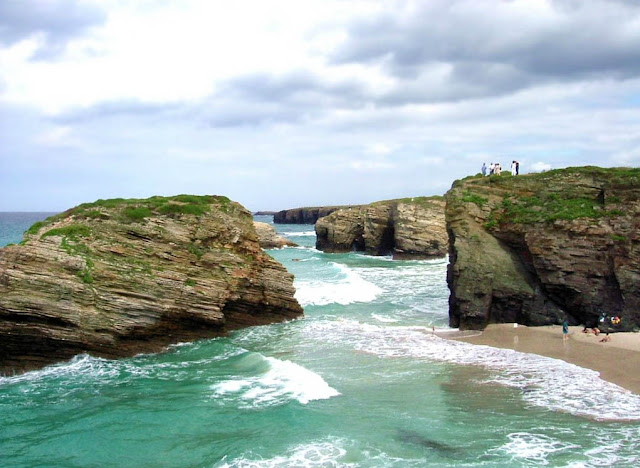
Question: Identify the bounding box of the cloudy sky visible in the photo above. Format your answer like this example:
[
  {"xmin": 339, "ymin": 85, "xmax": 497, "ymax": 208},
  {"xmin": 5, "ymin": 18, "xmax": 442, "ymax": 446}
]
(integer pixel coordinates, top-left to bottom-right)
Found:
[{"xmin": 1, "ymin": 0, "xmax": 640, "ymax": 212}]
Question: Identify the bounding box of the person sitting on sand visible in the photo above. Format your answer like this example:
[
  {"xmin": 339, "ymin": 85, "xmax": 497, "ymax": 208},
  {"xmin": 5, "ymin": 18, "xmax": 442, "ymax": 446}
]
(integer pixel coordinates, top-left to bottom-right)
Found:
[{"xmin": 600, "ymin": 333, "xmax": 611, "ymax": 343}]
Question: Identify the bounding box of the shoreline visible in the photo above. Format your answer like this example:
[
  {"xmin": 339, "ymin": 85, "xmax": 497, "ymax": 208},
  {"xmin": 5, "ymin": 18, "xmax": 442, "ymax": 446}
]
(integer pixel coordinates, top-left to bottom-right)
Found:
[{"xmin": 442, "ymin": 324, "xmax": 640, "ymax": 395}]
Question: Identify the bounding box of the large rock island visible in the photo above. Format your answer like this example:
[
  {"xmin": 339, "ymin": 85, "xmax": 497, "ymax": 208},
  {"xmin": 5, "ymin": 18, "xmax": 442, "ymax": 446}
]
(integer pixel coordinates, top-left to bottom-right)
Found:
[
  {"xmin": 315, "ymin": 197, "xmax": 447, "ymax": 259},
  {"xmin": 0, "ymin": 195, "xmax": 303, "ymax": 374},
  {"xmin": 445, "ymin": 167, "xmax": 640, "ymax": 331}
]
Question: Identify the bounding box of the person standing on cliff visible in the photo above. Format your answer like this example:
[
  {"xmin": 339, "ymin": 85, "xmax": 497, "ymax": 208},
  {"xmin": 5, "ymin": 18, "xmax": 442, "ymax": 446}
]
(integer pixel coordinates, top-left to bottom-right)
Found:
[
  {"xmin": 482, "ymin": 162, "xmax": 487, "ymax": 176},
  {"xmin": 511, "ymin": 160, "xmax": 517, "ymax": 176},
  {"xmin": 516, "ymin": 160, "xmax": 520, "ymax": 175}
]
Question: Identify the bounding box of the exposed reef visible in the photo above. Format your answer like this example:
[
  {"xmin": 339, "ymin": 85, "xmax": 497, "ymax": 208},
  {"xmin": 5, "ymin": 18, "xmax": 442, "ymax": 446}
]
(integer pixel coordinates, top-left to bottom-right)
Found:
[
  {"xmin": 273, "ymin": 206, "xmax": 361, "ymax": 224},
  {"xmin": 315, "ymin": 197, "xmax": 447, "ymax": 259},
  {"xmin": 0, "ymin": 195, "xmax": 303, "ymax": 374},
  {"xmin": 445, "ymin": 167, "xmax": 640, "ymax": 331},
  {"xmin": 254, "ymin": 221, "xmax": 298, "ymax": 249}
]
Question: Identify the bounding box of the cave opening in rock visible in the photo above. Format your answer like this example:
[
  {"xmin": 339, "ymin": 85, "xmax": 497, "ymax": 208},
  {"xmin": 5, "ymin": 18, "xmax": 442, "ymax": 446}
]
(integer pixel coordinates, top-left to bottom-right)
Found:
[{"xmin": 379, "ymin": 225, "xmax": 395, "ymax": 256}]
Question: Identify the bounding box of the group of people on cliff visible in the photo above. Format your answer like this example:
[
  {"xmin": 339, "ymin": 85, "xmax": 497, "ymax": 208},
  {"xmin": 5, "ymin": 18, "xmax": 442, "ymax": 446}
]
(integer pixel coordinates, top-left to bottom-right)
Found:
[{"xmin": 481, "ymin": 161, "xmax": 520, "ymax": 177}]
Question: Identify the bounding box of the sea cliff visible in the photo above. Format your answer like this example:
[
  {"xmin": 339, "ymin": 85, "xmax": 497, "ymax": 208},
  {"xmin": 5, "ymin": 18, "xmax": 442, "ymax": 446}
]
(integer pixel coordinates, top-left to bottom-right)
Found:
[
  {"xmin": 445, "ymin": 167, "xmax": 640, "ymax": 331},
  {"xmin": 0, "ymin": 195, "xmax": 303, "ymax": 374},
  {"xmin": 315, "ymin": 197, "xmax": 447, "ymax": 259},
  {"xmin": 273, "ymin": 206, "xmax": 361, "ymax": 224}
]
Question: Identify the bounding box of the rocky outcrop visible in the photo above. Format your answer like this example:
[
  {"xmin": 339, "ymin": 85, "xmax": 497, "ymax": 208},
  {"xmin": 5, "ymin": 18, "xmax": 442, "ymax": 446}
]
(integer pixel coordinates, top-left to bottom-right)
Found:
[
  {"xmin": 273, "ymin": 206, "xmax": 361, "ymax": 224},
  {"xmin": 446, "ymin": 167, "xmax": 640, "ymax": 331},
  {"xmin": 253, "ymin": 211, "xmax": 277, "ymax": 216},
  {"xmin": 254, "ymin": 222, "xmax": 298, "ymax": 249},
  {"xmin": 0, "ymin": 195, "xmax": 303, "ymax": 374},
  {"xmin": 315, "ymin": 197, "xmax": 447, "ymax": 259}
]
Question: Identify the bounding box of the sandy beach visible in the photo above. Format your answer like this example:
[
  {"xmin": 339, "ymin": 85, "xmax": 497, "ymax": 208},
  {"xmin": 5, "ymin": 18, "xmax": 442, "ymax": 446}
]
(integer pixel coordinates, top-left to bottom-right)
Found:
[{"xmin": 444, "ymin": 324, "xmax": 640, "ymax": 395}]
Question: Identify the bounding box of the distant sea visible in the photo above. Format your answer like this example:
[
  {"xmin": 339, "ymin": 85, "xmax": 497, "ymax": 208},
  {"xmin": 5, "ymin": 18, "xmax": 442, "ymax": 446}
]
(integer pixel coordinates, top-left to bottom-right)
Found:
[
  {"xmin": 0, "ymin": 212, "xmax": 57, "ymax": 246},
  {"xmin": 1, "ymin": 214, "xmax": 639, "ymax": 467}
]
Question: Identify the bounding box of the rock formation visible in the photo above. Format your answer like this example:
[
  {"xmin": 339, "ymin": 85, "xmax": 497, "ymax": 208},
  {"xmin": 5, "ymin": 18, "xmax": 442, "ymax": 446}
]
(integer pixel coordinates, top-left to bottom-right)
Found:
[
  {"xmin": 253, "ymin": 221, "xmax": 298, "ymax": 249},
  {"xmin": 0, "ymin": 195, "xmax": 303, "ymax": 374},
  {"xmin": 315, "ymin": 197, "xmax": 447, "ymax": 259},
  {"xmin": 446, "ymin": 167, "xmax": 640, "ymax": 331},
  {"xmin": 273, "ymin": 206, "xmax": 361, "ymax": 224}
]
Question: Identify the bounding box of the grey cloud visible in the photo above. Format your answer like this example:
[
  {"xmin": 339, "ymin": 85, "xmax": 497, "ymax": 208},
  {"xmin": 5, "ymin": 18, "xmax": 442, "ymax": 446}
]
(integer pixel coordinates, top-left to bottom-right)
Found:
[
  {"xmin": 0, "ymin": 0, "xmax": 106, "ymax": 59},
  {"xmin": 332, "ymin": 0, "xmax": 640, "ymax": 101},
  {"xmin": 50, "ymin": 71, "xmax": 371, "ymax": 129},
  {"xmin": 224, "ymin": 71, "xmax": 369, "ymax": 109},
  {"xmin": 54, "ymin": 100, "xmax": 184, "ymax": 124}
]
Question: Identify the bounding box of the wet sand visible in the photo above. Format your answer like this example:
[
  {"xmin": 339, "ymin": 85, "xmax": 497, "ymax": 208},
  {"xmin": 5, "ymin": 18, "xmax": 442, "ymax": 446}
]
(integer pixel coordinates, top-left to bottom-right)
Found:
[{"xmin": 444, "ymin": 324, "xmax": 640, "ymax": 395}]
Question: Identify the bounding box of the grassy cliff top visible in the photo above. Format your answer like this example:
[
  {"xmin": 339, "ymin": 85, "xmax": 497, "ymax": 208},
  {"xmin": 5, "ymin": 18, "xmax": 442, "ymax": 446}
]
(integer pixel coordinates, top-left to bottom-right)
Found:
[
  {"xmin": 448, "ymin": 166, "xmax": 640, "ymax": 226},
  {"xmin": 24, "ymin": 195, "xmax": 243, "ymax": 238},
  {"xmin": 371, "ymin": 195, "xmax": 444, "ymax": 207},
  {"xmin": 454, "ymin": 166, "xmax": 640, "ymax": 190}
]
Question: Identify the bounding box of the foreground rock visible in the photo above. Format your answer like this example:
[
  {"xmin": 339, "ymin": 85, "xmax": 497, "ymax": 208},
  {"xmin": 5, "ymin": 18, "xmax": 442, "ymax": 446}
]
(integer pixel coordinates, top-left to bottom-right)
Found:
[
  {"xmin": 315, "ymin": 197, "xmax": 447, "ymax": 259},
  {"xmin": 0, "ymin": 195, "xmax": 303, "ymax": 374},
  {"xmin": 254, "ymin": 221, "xmax": 298, "ymax": 249},
  {"xmin": 273, "ymin": 205, "xmax": 361, "ymax": 224},
  {"xmin": 446, "ymin": 167, "xmax": 640, "ymax": 331}
]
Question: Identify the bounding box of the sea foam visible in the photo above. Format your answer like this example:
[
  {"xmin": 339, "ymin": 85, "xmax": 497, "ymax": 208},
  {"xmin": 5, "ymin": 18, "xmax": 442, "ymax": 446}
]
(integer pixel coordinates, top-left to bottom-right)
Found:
[
  {"xmin": 211, "ymin": 353, "xmax": 340, "ymax": 408},
  {"xmin": 295, "ymin": 263, "xmax": 382, "ymax": 307},
  {"xmin": 280, "ymin": 231, "xmax": 316, "ymax": 237},
  {"xmin": 303, "ymin": 319, "xmax": 640, "ymax": 421}
]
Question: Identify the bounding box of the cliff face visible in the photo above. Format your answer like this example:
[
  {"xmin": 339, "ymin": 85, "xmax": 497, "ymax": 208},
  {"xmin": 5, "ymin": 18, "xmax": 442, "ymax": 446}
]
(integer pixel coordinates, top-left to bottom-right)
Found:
[
  {"xmin": 445, "ymin": 167, "xmax": 640, "ymax": 331},
  {"xmin": 315, "ymin": 197, "xmax": 447, "ymax": 259},
  {"xmin": 273, "ymin": 206, "xmax": 361, "ymax": 224},
  {"xmin": 0, "ymin": 195, "xmax": 303, "ymax": 374}
]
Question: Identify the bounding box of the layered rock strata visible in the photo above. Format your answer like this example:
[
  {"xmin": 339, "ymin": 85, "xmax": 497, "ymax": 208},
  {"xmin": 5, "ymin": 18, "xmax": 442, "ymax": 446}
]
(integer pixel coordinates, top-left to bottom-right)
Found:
[
  {"xmin": 273, "ymin": 206, "xmax": 361, "ymax": 224},
  {"xmin": 315, "ymin": 197, "xmax": 447, "ymax": 259},
  {"xmin": 0, "ymin": 195, "xmax": 303, "ymax": 374},
  {"xmin": 254, "ymin": 221, "xmax": 298, "ymax": 249},
  {"xmin": 446, "ymin": 167, "xmax": 640, "ymax": 331}
]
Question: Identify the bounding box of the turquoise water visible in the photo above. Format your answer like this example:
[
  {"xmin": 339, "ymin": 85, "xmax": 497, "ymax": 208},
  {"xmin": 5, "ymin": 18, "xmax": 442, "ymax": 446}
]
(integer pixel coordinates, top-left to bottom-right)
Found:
[{"xmin": 1, "ymin": 214, "xmax": 639, "ymax": 467}]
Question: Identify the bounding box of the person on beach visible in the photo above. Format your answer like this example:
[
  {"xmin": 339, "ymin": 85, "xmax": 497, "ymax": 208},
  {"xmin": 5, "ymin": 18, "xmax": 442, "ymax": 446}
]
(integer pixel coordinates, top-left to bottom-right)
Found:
[
  {"xmin": 600, "ymin": 333, "xmax": 611, "ymax": 343},
  {"xmin": 562, "ymin": 320, "xmax": 569, "ymax": 341},
  {"xmin": 481, "ymin": 163, "xmax": 487, "ymax": 176}
]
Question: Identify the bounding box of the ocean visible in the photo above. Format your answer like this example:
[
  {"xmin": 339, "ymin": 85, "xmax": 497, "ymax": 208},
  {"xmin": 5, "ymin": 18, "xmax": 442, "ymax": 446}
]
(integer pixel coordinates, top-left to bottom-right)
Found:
[{"xmin": 1, "ymin": 213, "xmax": 639, "ymax": 467}]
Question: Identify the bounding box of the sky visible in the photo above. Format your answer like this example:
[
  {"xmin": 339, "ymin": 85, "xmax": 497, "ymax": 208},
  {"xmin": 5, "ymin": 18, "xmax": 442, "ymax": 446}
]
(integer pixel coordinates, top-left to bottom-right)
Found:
[{"xmin": 1, "ymin": 0, "xmax": 640, "ymax": 212}]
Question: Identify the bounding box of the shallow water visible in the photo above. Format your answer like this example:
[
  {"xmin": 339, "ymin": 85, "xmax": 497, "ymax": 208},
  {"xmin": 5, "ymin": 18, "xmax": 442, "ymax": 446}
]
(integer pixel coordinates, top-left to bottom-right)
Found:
[{"xmin": 1, "ymin": 214, "xmax": 639, "ymax": 467}]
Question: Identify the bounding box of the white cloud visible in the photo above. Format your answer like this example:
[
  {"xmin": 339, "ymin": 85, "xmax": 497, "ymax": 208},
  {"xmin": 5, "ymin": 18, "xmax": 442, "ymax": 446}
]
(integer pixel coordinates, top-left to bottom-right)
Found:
[
  {"xmin": 531, "ymin": 162, "xmax": 552, "ymax": 172},
  {"xmin": 365, "ymin": 143, "xmax": 394, "ymax": 156},
  {"xmin": 1, "ymin": 0, "xmax": 640, "ymax": 211},
  {"xmin": 349, "ymin": 160, "xmax": 394, "ymax": 171}
]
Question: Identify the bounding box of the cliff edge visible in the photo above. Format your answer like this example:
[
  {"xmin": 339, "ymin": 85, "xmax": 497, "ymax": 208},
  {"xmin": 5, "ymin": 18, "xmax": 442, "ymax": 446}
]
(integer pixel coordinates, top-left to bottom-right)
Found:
[
  {"xmin": 445, "ymin": 167, "xmax": 640, "ymax": 331},
  {"xmin": 0, "ymin": 195, "xmax": 303, "ymax": 374},
  {"xmin": 315, "ymin": 197, "xmax": 447, "ymax": 259}
]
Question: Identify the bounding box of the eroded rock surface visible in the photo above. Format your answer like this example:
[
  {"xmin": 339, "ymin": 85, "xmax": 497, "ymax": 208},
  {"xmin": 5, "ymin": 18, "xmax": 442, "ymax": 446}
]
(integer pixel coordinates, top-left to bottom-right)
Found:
[
  {"xmin": 0, "ymin": 195, "xmax": 303, "ymax": 374},
  {"xmin": 254, "ymin": 221, "xmax": 298, "ymax": 249},
  {"xmin": 315, "ymin": 197, "xmax": 447, "ymax": 259},
  {"xmin": 446, "ymin": 167, "xmax": 640, "ymax": 331}
]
